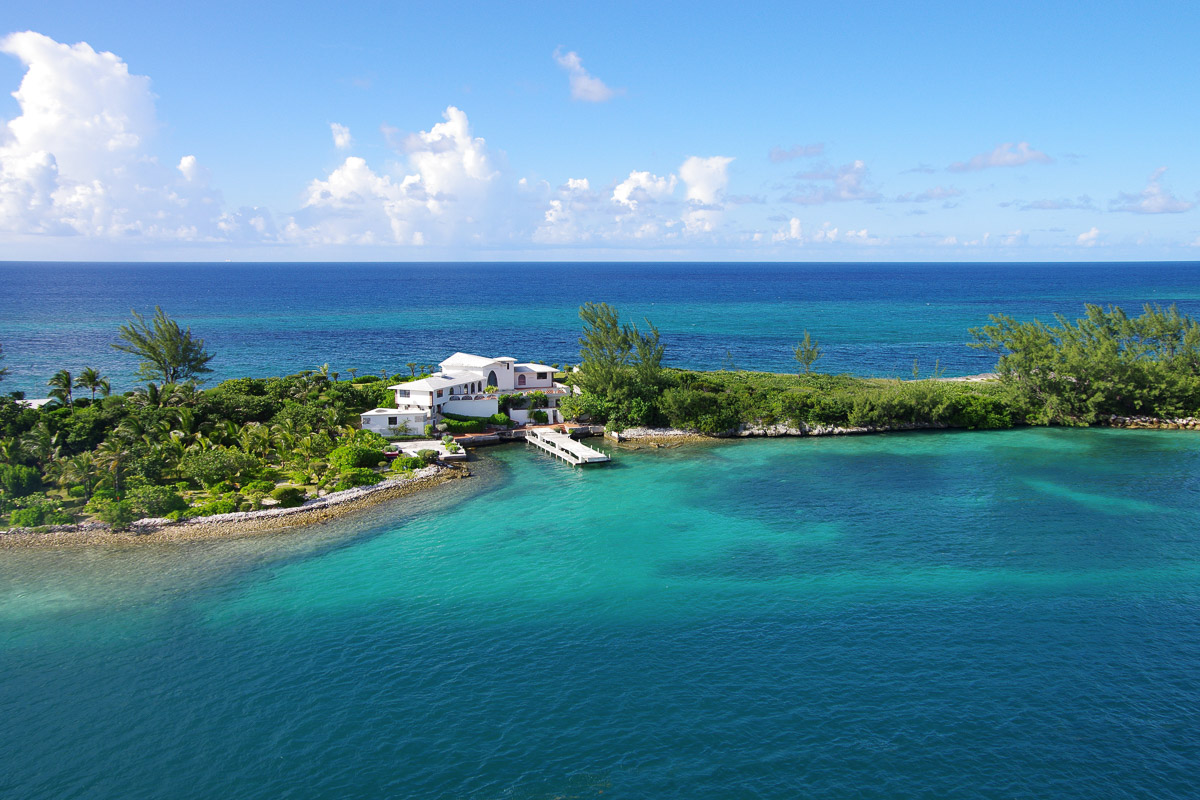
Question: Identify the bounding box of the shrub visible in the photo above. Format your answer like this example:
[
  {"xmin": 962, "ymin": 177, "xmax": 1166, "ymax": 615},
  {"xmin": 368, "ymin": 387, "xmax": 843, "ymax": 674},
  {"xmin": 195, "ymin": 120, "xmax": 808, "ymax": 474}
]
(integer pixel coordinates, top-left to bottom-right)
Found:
[
  {"xmin": 416, "ymin": 449, "xmax": 438, "ymax": 463},
  {"xmin": 0, "ymin": 463, "xmax": 41, "ymax": 497},
  {"xmin": 180, "ymin": 447, "xmax": 261, "ymax": 488},
  {"xmin": 530, "ymin": 409, "xmax": 549, "ymax": 424},
  {"xmin": 93, "ymin": 499, "xmax": 136, "ymax": 530},
  {"xmin": 9, "ymin": 507, "xmax": 45, "ymax": 527},
  {"xmin": 351, "ymin": 375, "xmax": 381, "ymax": 384},
  {"xmin": 128, "ymin": 484, "xmax": 188, "ymax": 517},
  {"xmin": 328, "ymin": 443, "xmax": 386, "ymax": 470},
  {"xmin": 333, "ymin": 468, "xmax": 383, "ymax": 491},
  {"xmin": 442, "ymin": 418, "xmax": 485, "ymax": 434},
  {"xmin": 441, "ymin": 434, "xmax": 454, "ymax": 445},
  {"xmin": 242, "ymin": 479, "xmax": 276, "ymax": 495},
  {"xmin": 393, "ymin": 455, "xmax": 425, "ymax": 471},
  {"xmin": 489, "ymin": 413, "xmax": 512, "ymax": 427},
  {"xmin": 528, "ymin": 391, "xmax": 549, "ymax": 409},
  {"xmin": 185, "ymin": 497, "xmax": 239, "ymax": 518},
  {"xmin": 270, "ymin": 486, "xmax": 306, "ymax": 508},
  {"xmin": 424, "ymin": 424, "xmax": 435, "ymax": 437},
  {"xmin": 446, "ymin": 442, "xmax": 461, "ymax": 453}
]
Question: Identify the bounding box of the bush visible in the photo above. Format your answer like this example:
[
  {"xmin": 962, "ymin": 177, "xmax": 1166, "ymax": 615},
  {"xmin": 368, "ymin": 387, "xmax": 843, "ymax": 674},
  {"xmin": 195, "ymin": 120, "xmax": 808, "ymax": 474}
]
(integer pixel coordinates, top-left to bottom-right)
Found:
[
  {"xmin": 351, "ymin": 375, "xmax": 381, "ymax": 384},
  {"xmin": 9, "ymin": 507, "xmax": 45, "ymax": 527},
  {"xmin": 392, "ymin": 455, "xmax": 425, "ymax": 471},
  {"xmin": 242, "ymin": 479, "xmax": 276, "ymax": 495},
  {"xmin": 530, "ymin": 409, "xmax": 549, "ymax": 424},
  {"xmin": 128, "ymin": 484, "xmax": 188, "ymax": 517},
  {"xmin": 185, "ymin": 496, "xmax": 239, "ymax": 518},
  {"xmin": 329, "ymin": 443, "xmax": 386, "ymax": 470},
  {"xmin": 180, "ymin": 447, "xmax": 261, "ymax": 488},
  {"xmin": 528, "ymin": 391, "xmax": 549, "ymax": 409},
  {"xmin": 92, "ymin": 499, "xmax": 136, "ymax": 530},
  {"xmin": 442, "ymin": 418, "xmax": 485, "ymax": 434},
  {"xmin": 0, "ymin": 463, "xmax": 41, "ymax": 497},
  {"xmin": 424, "ymin": 424, "xmax": 435, "ymax": 437},
  {"xmin": 333, "ymin": 468, "xmax": 383, "ymax": 491},
  {"xmin": 271, "ymin": 486, "xmax": 306, "ymax": 508},
  {"xmin": 489, "ymin": 413, "xmax": 512, "ymax": 427},
  {"xmin": 446, "ymin": 442, "xmax": 461, "ymax": 453},
  {"xmin": 416, "ymin": 449, "xmax": 438, "ymax": 463}
]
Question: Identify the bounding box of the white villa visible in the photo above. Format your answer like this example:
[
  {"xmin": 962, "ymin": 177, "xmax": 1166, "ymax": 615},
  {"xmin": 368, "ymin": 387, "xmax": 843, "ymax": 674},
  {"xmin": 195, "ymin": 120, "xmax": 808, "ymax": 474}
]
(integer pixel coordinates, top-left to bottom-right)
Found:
[{"xmin": 359, "ymin": 352, "xmax": 569, "ymax": 435}]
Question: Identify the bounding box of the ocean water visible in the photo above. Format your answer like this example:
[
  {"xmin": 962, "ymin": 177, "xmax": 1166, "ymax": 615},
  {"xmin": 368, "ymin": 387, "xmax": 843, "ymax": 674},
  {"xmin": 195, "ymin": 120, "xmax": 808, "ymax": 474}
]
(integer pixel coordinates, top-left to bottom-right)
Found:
[
  {"xmin": 2, "ymin": 261, "xmax": 1200, "ymax": 394},
  {"xmin": 3, "ymin": 429, "xmax": 1200, "ymax": 799}
]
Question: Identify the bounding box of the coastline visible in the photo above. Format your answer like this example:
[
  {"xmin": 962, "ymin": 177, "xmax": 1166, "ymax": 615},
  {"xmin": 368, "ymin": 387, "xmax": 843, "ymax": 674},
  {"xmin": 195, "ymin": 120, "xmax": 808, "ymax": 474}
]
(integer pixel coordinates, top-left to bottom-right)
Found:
[{"xmin": 0, "ymin": 464, "xmax": 465, "ymax": 549}]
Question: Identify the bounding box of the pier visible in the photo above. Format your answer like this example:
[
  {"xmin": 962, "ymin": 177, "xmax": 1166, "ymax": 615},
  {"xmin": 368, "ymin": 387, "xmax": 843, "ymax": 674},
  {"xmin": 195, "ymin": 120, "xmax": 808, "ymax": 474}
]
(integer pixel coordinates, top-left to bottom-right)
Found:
[{"xmin": 525, "ymin": 427, "xmax": 612, "ymax": 466}]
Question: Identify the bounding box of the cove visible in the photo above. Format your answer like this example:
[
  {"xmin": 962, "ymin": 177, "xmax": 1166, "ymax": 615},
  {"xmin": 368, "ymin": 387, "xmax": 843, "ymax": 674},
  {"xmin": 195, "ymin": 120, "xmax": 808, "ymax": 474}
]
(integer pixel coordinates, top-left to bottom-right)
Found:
[{"xmin": 2, "ymin": 428, "xmax": 1200, "ymax": 799}]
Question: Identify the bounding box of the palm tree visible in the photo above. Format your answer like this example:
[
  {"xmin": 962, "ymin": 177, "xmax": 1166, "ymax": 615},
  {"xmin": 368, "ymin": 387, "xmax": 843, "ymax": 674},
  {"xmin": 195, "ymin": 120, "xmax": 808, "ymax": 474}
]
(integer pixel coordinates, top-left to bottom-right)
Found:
[
  {"xmin": 95, "ymin": 438, "xmax": 130, "ymax": 497},
  {"xmin": 74, "ymin": 367, "xmax": 111, "ymax": 401},
  {"xmin": 61, "ymin": 452, "xmax": 98, "ymax": 500},
  {"xmin": 406, "ymin": 362, "xmax": 416, "ymax": 376},
  {"xmin": 47, "ymin": 369, "xmax": 73, "ymax": 406},
  {"xmin": 346, "ymin": 367, "xmax": 359, "ymax": 381}
]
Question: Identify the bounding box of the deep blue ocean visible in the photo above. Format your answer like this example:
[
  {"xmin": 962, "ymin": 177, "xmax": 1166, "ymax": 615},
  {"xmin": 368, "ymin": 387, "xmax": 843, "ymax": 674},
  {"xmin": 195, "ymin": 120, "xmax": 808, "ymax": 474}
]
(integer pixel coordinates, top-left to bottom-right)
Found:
[
  {"xmin": 3, "ymin": 262, "xmax": 1200, "ymax": 799},
  {"xmin": 3, "ymin": 261, "xmax": 1200, "ymax": 393}
]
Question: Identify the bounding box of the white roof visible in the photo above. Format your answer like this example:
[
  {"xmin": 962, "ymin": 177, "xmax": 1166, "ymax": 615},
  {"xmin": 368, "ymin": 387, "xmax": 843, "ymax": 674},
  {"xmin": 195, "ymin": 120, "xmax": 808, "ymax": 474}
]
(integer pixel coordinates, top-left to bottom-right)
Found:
[
  {"xmin": 514, "ymin": 363, "xmax": 552, "ymax": 372},
  {"xmin": 390, "ymin": 370, "xmax": 485, "ymax": 392},
  {"xmin": 361, "ymin": 408, "xmax": 396, "ymax": 415},
  {"xmin": 439, "ymin": 352, "xmax": 496, "ymax": 368},
  {"xmin": 17, "ymin": 398, "xmax": 55, "ymax": 409}
]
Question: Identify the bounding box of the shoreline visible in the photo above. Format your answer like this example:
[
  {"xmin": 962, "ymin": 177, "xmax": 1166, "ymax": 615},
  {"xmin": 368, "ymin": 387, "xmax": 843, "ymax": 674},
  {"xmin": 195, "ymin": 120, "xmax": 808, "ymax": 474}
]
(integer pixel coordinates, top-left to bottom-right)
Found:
[
  {"xmin": 6, "ymin": 412, "xmax": 1199, "ymax": 548},
  {"xmin": 0, "ymin": 464, "xmax": 465, "ymax": 549}
]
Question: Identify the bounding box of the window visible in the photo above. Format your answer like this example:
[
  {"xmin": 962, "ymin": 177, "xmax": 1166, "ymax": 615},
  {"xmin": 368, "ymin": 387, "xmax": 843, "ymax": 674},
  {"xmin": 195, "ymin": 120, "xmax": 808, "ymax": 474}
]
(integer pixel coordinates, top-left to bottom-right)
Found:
[
  {"xmin": 537, "ymin": 372, "xmax": 547, "ymax": 380},
  {"xmin": 388, "ymin": 417, "xmax": 397, "ymax": 426},
  {"xmin": 518, "ymin": 374, "xmax": 527, "ymax": 386},
  {"xmin": 436, "ymin": 389, "xmax": 443, "ymax": 397},
  {"xmin": 361, "ymin": 417, "xmax": 371, "ymax": 426},
  {"xmin": 397, "ymin": 390, "xmax": 410, "ymax": 398}
]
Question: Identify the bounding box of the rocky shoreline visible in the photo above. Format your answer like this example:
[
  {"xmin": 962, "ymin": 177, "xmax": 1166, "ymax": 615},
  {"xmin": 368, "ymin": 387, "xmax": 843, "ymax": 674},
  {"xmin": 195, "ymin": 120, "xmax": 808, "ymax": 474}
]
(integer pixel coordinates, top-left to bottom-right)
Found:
[
  {"xmin": 609, "ymin": 413, "xmax": 1200, "ymax": 446},
  {"xmin": 0, "ymin": 464, "xmax": 465, "ymax": 549}
]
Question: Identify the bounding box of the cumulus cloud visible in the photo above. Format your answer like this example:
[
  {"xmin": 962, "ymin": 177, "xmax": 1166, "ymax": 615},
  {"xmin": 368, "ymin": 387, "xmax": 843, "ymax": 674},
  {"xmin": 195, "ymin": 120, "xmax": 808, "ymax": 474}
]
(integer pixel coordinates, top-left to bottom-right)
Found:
[
  {"xmin": 772, "ymin": 217, "xmax": 803, "ymax": 242},
  {"xmin": 0, "ymin": 30, "xmax": 225, "ymax": 239},
  {"xmin": 290, "ymin": 106, "xmax": 499, "ymax": 245},
  {"xmin": 612, "ymin": 170, "xmax": 677, "ymax": 210},
  {"xmin": 1108, "ymin": 168, "xmax": 1195, "ymax": 214},
  {"xmin": 785, "ymin": 160, "xmax": 880, "ymax": 205},
  {"xmin": 768, "ymin": 143, "xmax": 823, "ymax": 163},
  {"xmin": 680, "ymin": 155, "xmax": 733, "ymax": 232},
  {"xmin": 1076, "ymin": 227, "xmax": 1100, "ymax": 247},
  {"xmin": 330, "ymin": 122, "xmax": 352, "ymax": 150},
  {"xmin": 553, "ymin": 48, "xmax": 619, "ymax": 102},
  {"xmin": 948, "ymin": 142, "xmax": 1052, "ymax": 172}
]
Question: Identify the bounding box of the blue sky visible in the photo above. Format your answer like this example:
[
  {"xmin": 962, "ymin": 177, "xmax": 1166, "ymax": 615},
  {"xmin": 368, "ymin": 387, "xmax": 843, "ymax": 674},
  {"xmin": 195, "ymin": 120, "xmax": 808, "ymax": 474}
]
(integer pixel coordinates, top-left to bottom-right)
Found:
[{"xmin": 1, "ymin": 0, "xmax": 1197, "ymax": 260}]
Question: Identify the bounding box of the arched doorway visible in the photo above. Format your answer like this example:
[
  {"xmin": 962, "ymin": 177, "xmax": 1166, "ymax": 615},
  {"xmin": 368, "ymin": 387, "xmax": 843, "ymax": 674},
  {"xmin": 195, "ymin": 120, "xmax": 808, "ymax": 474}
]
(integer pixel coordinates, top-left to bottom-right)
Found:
[{"xmin": 487, "ymin": 370, "xmax": 498, "ymax": 388}]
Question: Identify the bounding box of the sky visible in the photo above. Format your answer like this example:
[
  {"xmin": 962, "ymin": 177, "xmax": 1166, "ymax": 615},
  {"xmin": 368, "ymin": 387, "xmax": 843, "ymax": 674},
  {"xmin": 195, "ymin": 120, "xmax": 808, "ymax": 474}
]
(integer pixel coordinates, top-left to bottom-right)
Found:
[{"xmin": 0, "ymin": 0, "xmax": 1197, "ymax": 262}]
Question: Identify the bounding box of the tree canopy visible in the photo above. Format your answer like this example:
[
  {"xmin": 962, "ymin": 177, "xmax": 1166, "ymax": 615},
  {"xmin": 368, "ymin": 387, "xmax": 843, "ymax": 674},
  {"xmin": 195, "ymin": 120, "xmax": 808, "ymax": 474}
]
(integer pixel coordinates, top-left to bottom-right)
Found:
[{"xmin": 112, "ymin": 307, "xmax": 214, "ymax": 385}]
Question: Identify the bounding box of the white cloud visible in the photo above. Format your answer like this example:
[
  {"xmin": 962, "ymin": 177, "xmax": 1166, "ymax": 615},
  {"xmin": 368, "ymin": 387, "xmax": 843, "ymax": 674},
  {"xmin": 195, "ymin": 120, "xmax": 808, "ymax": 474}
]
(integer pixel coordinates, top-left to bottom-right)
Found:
[
  {"xmin": 772, "ymin": 217, "xmax": 803, "ymax": 242},
  {"xmin": 330, "ymin": 122, "xmax": 352, "ymax": 150},
  {"xmin": 553, "ymin": 48, "xmax": 619, "ymax": 102},
  {"xmin": 680, "ymin": 155, "xmax": 733, "ymax": 232},
  {"xmin": 612, "ymin": 170, "xmax": 677, "ymax": 210},
  {"xmin": 1109, "ymin": 168, "xmax": 1195, "ymax": 214},
  {"xmin": 1076, "ymin": 227, "xmax": 1100, "ymax": 247},
  {"xmin": 0, "ymin": 31, "xmax": 227, "ymax": 239},
  {"xmin": 290, "ymin": 106, "xmax": 499, "ymax": 245},
  {"xmin": 948, "ymin": 142, "xmax": 1052, "ymax": 172},
  {"xmin": 894, "ymin": 185, "xmax": 962, "ymax": 203}
]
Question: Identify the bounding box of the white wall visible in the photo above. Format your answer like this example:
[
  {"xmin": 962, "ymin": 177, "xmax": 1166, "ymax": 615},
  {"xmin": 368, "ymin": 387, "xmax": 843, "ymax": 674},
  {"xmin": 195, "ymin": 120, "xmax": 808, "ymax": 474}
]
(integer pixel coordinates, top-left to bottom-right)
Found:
[{"xmin": 440, "ymin": 398, "xmax": 500, "ymax": 418}]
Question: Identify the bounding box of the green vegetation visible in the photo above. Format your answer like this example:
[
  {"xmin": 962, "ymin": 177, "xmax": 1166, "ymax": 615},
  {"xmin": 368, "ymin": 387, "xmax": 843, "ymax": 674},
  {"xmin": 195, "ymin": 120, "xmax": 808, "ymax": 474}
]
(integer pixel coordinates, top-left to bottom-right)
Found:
[
  {"xmin": 0, "ymin": 310, "xmax": 436, "ymax": 531},
  {"xmin": 113, "ymin": 306, "xmax": 214, "ymax": 385},
  {"xmin": 970, "ymin": 303, "xmax": 1200, "ymax": 425},
  {"xmin": 561, "ymin": 302, "xmax": 1200, "ymax": 434}
]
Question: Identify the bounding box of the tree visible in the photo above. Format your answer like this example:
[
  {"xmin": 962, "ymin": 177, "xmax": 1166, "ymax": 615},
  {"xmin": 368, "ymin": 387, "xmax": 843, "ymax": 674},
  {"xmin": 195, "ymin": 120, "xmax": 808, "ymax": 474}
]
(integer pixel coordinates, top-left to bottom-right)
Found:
[
  {"xmin": 112, "ymin": 306, "xmax": 214, "ymax": 385},
  {"xmin": 407, "ymin": 362, "xmax": 416, "ymax": 376},
  {"xmin": 74, "ymin": 367, "xmax": 111, "ymax": 401},
  {"xmin": 47, "ymin": 369, "xmax": 74, "ymax": 406},
  {"xmin": 793, "ymin": 331, "xmax": 822, "ymax": 375},
  {"xmin": 0, "ymin": 341, "xmax": 8, "ymax": 383}
]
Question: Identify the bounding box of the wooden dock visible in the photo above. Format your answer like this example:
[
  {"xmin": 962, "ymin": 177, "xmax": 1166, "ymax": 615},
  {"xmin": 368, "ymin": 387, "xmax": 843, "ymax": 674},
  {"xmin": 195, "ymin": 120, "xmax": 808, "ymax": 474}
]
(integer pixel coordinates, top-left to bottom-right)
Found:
[{"xmin": 525, "ymin": 427, "xmax": 611, "ymax": 466}]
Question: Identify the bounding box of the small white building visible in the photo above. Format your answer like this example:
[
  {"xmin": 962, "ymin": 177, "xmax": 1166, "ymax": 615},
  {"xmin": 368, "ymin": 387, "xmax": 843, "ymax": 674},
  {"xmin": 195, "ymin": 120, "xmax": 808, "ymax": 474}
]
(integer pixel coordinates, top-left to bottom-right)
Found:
[
  {"xmin": 359, "ymin": 408, "xmax": 428, "ymax": 436},
  {"xmin": 382, "ymin": 352, "xmax": 568, "ymax": 426}
]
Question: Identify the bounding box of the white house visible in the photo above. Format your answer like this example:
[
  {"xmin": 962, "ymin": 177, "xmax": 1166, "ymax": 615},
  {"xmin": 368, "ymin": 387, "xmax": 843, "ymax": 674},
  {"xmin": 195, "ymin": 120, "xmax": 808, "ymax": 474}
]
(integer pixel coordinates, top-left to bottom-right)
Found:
[
  {"xmin": 358, "ymin": 408, "xmax": 428, "ymax": 436},
  {"xmin": 369, "ymin": 352, "xmax": 568, "ymax": 430}
]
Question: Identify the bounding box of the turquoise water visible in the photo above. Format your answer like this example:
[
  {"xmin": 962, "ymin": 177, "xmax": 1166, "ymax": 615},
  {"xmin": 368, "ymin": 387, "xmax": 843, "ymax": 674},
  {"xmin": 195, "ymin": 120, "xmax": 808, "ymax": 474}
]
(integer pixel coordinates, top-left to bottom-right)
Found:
[
  {"xmin": 3, "ymin": 428, "xmax": 1200, "ymax": 798},
  {"xmin": 3, "ymin": 261, "xmax": 1200, "ymax": 393}
]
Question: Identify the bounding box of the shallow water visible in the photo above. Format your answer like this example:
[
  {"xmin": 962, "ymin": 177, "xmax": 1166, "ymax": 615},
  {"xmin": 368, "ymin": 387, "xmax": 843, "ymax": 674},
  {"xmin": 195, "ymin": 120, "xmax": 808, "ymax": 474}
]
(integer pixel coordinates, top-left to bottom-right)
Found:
[{"xmin": 3, "ymin": 429, "xmax": 1200, "ymax": 799}]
